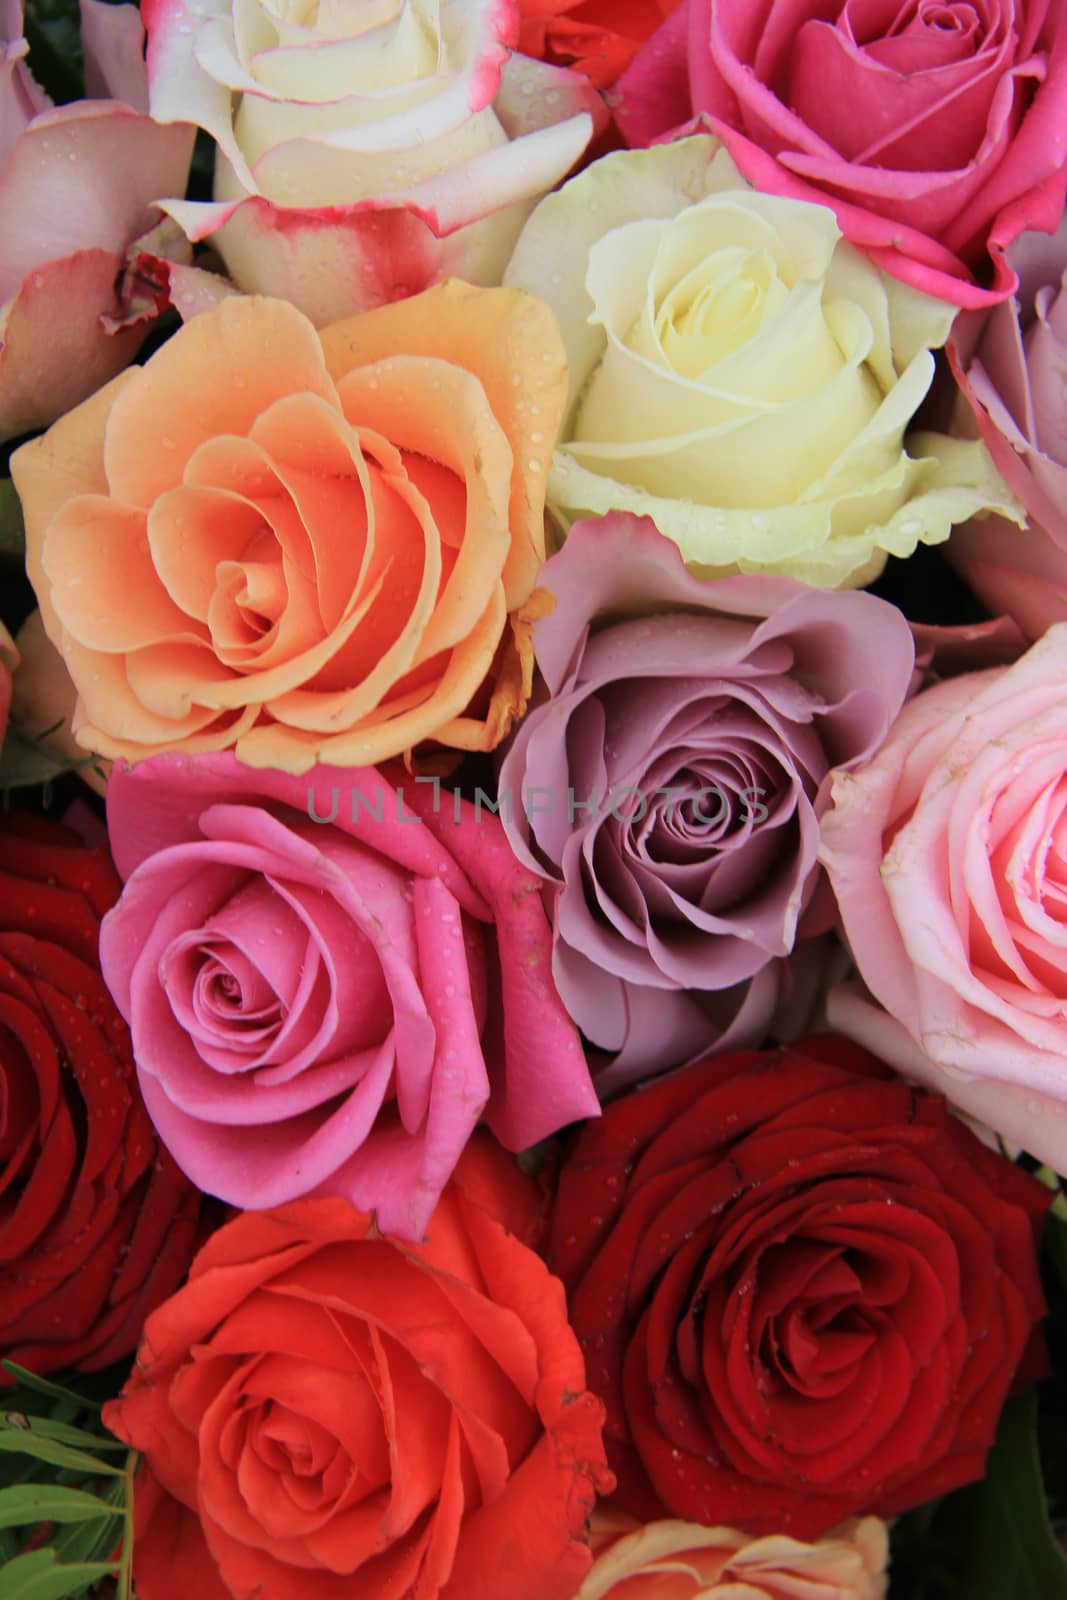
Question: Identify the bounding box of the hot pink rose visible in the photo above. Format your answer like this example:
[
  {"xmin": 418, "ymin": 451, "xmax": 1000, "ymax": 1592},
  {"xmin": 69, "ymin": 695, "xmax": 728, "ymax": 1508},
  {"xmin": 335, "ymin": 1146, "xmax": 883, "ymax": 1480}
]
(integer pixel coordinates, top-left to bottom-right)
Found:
[
  {"xmin": 948, "ymin": 210, "xmax": 1067, "ymax": 636},
  {"xmin": 0, "ymin": 0, "xmax": 195, "ymax": 441},
  {"xmin": 819, "ymin": 624, "xmax": 1067, "ymax": 1171},
  {"xmin": 99, "ymin": 753, "xmax": 598, "ymax": 1241},
  {"xmin": 615, "ymin": 0, "xmax": 1067, "ymax": 307}
]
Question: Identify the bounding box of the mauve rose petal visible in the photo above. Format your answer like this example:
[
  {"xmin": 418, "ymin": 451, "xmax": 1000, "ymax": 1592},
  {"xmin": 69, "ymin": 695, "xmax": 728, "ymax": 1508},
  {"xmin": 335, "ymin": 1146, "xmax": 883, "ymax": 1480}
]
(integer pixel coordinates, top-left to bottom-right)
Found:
[
  {"xmin": 500, "ymin": 514, "xmax": 913, "ymax": 1074},
  {"xmin": 1024, "ymin": 290, "xmax": 1067, "ymax": 462},
  {"xmin": 593, "ymin": 964, "xmax": 783, "ymax": 1092},
  {"xmin": 947, "ymin": 210, "xmax": 1067, "ymax": 635}
]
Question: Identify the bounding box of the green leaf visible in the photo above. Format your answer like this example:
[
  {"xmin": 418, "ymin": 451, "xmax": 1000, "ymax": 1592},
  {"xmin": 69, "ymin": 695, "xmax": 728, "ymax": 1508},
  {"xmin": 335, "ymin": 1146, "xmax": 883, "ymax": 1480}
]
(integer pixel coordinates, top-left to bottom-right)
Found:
[
  {"xmin": 0, "ymin": 729, "xmax": 76, "ymax": 792},
  {"xmin": 0, "ymin": 1367, "xmax": 101, "ymax": 1411},
  {"xmin": 1035, "ymin": 1170, "xmax": 1067, "ymax": 1290},
  {"xmin": 954, "ymin": 1390, "xmax": 1067, "ymax": 1599},
  {"xmin": 52, "ymin": 1512, "xmax": 123, "ymax": 1569},
  {"xmin": 0, "ymin": 480, "xmax": 24, "ymax": 563},
  {"xmin": 0, "ymin": 1548, "xmax": 116, "ymax": 1600},
  {"xmin": 1047, "ymin": 1208, "xmax": 1067, "ymax": 1291},
  {"xmin": 2, "ymin": 1417, "xmax": 127, "ymax": 1454},
  {"xmin": 0, "ymin": 1485, "xmax": 121, "ymax": 1529},
  {"xmin": 21, "ymin": 0, "xmax": 83, "ymax": 103},
  {"xmin": 0, "ymin": 1426, "xmax": 122, "ymax": 1479}
]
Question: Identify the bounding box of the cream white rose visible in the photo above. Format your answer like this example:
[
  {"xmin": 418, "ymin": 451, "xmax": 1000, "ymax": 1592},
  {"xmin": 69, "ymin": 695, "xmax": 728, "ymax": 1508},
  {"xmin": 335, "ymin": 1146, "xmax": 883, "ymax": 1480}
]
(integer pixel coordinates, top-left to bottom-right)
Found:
[
  {"xmin": 572, "ymin": 1513, "xmax": 889, "ymax": 1600},
  {"xmin": 146, "ymin": 0, "xmax": 603, "ymax": 324},
  {"xmin": 504, "ymin": 136, "xmax": 1022, "ymax": 588}
]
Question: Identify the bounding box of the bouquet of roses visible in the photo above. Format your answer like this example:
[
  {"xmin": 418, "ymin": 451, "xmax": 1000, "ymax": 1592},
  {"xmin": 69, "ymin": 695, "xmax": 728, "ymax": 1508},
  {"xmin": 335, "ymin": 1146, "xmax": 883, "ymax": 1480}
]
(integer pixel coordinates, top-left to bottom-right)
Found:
[{"xmin": 2, "ymin": 0, "xmax": 1067, "ymax": 1596}]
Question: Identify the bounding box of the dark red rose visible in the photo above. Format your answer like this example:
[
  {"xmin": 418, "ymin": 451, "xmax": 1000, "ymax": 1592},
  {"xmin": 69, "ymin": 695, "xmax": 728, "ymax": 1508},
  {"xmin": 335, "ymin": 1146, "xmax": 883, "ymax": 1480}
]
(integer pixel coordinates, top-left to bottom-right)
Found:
[
  {"xmin": 549, "ymin": 1035, "xmax": 1050, "ymax": 1538},
  {"xmin": 0, "ymin": 812, "xmax": 202, "ymax": 1375}
]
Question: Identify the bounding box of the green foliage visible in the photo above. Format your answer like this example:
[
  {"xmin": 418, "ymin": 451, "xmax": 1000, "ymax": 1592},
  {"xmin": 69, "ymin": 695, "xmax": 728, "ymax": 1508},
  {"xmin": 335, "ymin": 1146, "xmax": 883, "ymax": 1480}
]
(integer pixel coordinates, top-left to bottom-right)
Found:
[
  {"xmin": 22, "ymin": 0, "xmax": 84, "ymax": 103},
  {"xmin": 0, "ymin": 480, "xmax": 25, "ymax": 564},
  {"xmin": 889, "ymin": 1168, "xmax": 1067, "ymax": 1600},
  {"xmin": 890, "ymin": 1392, "xmax": 1067, "ymax": 1600},
  {"xmin": 0, "ymin": 1364, "xmax": 137, "ymax": 1600},
  {"xmin": 0, "ymin": 724, "xmax": 109, "ymax": 796}
]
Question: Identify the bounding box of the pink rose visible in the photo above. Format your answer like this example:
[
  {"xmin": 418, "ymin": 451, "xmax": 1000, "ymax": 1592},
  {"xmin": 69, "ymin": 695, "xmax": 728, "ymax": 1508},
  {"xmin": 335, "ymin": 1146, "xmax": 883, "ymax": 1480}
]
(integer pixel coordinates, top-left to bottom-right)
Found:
[
  {"xmin": 948, "ymin": 211, "xmax": 1067, "ymax": 636},
  {"xmin": 0, "ymin": 0, "xmax": 194, "ymax": 441},
  {"xmin": 819, "ymin": 625, "xmax": 1067, "ymax": 1171},
  {"xmin": 615, "ymin": 0, "xmax": 1067, "ymax": 307},
  {"xmin": 99, "ymin": 753, "xmax": 597, "ymax": 1241}
]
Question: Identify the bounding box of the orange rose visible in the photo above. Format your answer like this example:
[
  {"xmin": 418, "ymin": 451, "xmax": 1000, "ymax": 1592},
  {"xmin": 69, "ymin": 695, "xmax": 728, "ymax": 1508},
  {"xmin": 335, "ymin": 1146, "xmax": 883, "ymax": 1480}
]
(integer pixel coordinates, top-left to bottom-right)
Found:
[
  {"xmin": 573, "ymin": 1511, "xmax": 889, "ymax": 1600},
  {"xmin": 13, "ymin": 283, "xmax": 565, "ymax": 772},
  {"xmin": 104, "ymin": 1137, "xmax": 614, "ymax": 1600}
]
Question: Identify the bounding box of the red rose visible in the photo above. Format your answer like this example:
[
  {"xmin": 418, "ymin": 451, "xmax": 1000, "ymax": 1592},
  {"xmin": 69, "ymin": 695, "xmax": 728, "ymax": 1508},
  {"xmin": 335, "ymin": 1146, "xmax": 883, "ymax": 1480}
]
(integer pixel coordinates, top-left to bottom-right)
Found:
[
  {"xmin": 0, "ymin": 812, "xmax": 201, "ymax": 1374},
  {"xmin": 518, "ymin": 0, "xmax": 681, "ymax": 89},
  {"xmin": 549, "ymin": 1036, "xmax": 1049, "ymax": 1538},
  {"xmin": 104, "ymin": 1136, "xmax": 614, "ymax": 1600}
]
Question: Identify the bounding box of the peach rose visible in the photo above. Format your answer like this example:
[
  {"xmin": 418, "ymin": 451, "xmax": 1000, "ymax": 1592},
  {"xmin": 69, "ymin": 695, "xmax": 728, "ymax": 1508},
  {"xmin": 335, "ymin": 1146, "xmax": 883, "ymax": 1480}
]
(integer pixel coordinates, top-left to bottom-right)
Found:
[
  {"xmin": 572, "ymin": 1512, "xmax": 889, "ymax": 1600},
  {"xmin": 13, "ymin": 283, "xmax": 565, "ymax": 772}
]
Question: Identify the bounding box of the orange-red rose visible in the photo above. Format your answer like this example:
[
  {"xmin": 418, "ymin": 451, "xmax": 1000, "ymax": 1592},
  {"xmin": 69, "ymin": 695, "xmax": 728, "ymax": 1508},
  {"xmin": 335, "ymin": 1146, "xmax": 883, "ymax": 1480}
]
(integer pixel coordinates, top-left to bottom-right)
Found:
[
  {"xmin": 104, "ymin": 1137, "xmax": 614, "ymax": 1600},
  {"xmin": 518, "ymin": 0, "xmax": 680, "ymax": 89}
]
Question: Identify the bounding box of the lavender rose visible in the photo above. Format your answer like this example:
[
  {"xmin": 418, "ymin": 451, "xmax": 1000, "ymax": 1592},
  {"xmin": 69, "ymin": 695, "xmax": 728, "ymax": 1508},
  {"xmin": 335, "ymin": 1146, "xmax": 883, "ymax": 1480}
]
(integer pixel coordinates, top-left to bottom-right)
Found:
[
  {"xmin": 948, "ymin": 212, "xmax": 1067, "ymax": 638},
  {"xmin": 498, "ymin": 514, "xmax": 915, "ymax": 1088}
]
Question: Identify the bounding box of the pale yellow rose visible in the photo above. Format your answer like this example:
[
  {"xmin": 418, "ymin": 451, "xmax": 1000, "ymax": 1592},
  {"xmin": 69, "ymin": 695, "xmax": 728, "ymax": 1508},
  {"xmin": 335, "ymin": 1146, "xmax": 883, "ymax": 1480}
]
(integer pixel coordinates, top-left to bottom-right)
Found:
[
  {"xmin": 572, "ymin": 1512, "xmax": 889, "ymax": 1600},
  {"xmin": 504, "ymin": 135, "xmax": 1021, "ymax": 588}
]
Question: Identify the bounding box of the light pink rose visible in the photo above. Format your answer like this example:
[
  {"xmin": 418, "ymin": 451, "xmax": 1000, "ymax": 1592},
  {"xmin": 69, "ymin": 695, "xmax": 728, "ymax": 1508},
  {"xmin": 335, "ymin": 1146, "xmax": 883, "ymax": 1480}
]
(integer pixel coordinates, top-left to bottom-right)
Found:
[
  {"xmin": 819, "ymin": 625, "xmax": 1067, "ymax": 1171},
  {"xmin": 614, "ymin": 0, "xmax": 1067, "ymax": 308},
  {"xmin": 143, "ymin": 0, "xmax": 607, "ymax": 325},
  {"xmin": 948, "ymin": 210, "xmax": 1067, "ymax": 637},
  {"xmin": 99, "ymin": 753, "xmax": 598, "ymax": 1241},
  {"xmin": 0, "ymin": 0, "xmax": 194, "ymax": 442}
]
